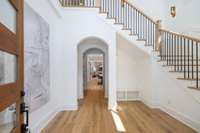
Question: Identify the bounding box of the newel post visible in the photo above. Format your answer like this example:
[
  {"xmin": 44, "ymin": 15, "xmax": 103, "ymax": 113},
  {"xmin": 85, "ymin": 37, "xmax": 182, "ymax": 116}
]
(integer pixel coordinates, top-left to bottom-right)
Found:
[
  {"xmin": 121, "ymin": 0, "xmax": 125, "ymax": 7},
  {"xmin": 155, "ymin": 20, "xmax": 162, "ymax": 51}
]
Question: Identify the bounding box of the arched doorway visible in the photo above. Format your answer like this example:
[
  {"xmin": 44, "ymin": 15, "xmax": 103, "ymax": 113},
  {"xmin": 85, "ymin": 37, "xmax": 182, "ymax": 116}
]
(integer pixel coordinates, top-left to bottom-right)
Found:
[
  {"xmin": 77, "ymin": 37, "xmax": 109, "ymax": 106},
  {"xmin": 82, "ymin": 48, "xmax": 105, "ymax": 92}
]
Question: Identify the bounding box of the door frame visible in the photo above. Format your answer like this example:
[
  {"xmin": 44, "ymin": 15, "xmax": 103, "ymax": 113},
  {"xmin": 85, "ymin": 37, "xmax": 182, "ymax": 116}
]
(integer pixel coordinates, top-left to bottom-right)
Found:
[{"xmin": 0, "ymin": 0, "xmax": 24, "ymax": 132}]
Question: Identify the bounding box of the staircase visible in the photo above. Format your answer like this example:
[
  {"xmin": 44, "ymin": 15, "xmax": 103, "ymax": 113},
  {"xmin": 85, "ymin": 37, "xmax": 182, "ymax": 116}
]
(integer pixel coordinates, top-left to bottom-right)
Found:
[{"xmin": 59, "ymin": 0, "xmax": 200, "ymax": 90}]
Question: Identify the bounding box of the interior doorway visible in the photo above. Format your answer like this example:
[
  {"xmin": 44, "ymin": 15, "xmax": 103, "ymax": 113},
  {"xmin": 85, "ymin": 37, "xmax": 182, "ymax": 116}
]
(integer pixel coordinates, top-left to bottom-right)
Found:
[
  {"xmin": 80, "ymin": 49, "xmax": 107, "ymax": 109},
  {"xmin": 77, "ymin": 37, "xmax": 109, "ymax": 109},
  {"xmin": 83, "ymin": 52, "xmax": 105, "ymax": 92}
]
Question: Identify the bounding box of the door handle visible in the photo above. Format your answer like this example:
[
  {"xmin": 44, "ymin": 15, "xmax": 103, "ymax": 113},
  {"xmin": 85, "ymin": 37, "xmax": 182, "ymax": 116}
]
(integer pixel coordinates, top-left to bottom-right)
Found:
[{"xmin": 20, "ymin": 102, "xmax": 29, "ymax": 133}]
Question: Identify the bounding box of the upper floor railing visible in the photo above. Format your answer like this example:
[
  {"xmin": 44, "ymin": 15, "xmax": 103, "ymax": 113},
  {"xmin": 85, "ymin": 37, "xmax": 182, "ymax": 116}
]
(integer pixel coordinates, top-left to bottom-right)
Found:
[
  {"xmin": 60, "ymin": 0, "xmax": 160, "ymax": 50},
  {"xmin": 59, "ymin": 0, "xmax": 200, "ymax": 90},
  {"xmin": 59, "ymin": 0, "xmax": 99, "ymax": 7}
]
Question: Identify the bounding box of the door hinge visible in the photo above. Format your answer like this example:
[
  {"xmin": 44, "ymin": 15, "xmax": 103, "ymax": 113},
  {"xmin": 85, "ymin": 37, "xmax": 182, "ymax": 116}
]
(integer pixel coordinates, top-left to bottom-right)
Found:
[{"xmin": 20, "ymin": 102, "xmax": 29, "ymax": 133}]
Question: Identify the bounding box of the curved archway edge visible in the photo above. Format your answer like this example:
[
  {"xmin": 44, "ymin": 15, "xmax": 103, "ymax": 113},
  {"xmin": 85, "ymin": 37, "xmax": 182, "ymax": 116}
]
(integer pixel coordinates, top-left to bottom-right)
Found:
[
  {"xmin": 77, "ymin": 36, "xmax": 117, "ymax": 110},
  {"xmin": 77, "ymin": 37, "xmax": 109, "ymax": 100}
]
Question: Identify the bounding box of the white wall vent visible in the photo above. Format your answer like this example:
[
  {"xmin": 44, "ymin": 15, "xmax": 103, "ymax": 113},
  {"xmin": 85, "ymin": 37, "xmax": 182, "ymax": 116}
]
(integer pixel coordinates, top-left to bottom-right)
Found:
[{"xmin": 117, "ymin": 90, "xmax": 139, "ymax": 101}]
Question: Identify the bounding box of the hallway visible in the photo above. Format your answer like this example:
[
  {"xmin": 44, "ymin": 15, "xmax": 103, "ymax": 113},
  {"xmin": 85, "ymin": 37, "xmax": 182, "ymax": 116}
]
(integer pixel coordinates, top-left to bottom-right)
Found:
[
  {"xmin": 85, "ymin": 78, "xmax": 103, "ymax": 90},
  {"xmin": 42, "ymin": 80, "xmax": 196, "ymax": 133},
  {"xmin": 42, "ymin": 79, "xmax": 116, "ymax": 133}
]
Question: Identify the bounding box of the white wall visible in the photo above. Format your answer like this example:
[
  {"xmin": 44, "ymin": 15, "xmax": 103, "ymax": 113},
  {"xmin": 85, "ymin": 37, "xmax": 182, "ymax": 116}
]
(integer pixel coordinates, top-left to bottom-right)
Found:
[
  {"xmin": 117, "ymin": 33, "xmax": 153, "ymax": 101},
  {"xmin": 117, "ymin": 34, "xmax": 200, "ymax": 131},
  {"xmin": 78, "ymin": 39, "xmax": 108, "ymax": 99},
  {"xmin": 117, "ymin": 34, "xmax": 138, "ymax": 91},
  {"xmin": 25, "ymin": 1, "xmax": 117, "ymax": 132},
  {"xmin": 22, "ymin": 0, "xmax": 200, "ymax": 132},
  {"xmin": 129, "ymin": 0, "xmax": 200, "ymax": 38},
  {"xmin": 58, "ymin": 8, "xmax": 117, "ymax": 112},
  {"xmin": 162, "ymin": 0, "xmax": 200, "ymax": 38},
  {"xmin": 117, "ymin": 48, "xmax": 136, "ymax": 90},
  {"xmin": 135, "ymin": 49, "xmax": 200, "ymax": 131},
  {"xmin": 128, "ymin": 0, "xmax": 166, "ymax": 21},
  {"xmin": 151, "ymin": 57, "xmax": 200, "ymax": 131},
  {"xmin": 24, "ymin": 0, "xmax": 62, "ymax": 132}
]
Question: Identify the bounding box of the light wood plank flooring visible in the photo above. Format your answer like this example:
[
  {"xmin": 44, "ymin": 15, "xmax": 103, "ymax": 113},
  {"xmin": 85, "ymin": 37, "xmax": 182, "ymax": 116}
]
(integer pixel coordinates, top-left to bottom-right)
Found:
[
  {"xmin": 42, "ymin": 80, "xmax": 197, "ymax": 133},
  {"xmin": 85, "ymin": 78, "xmax": 103, "ymax": 90}
]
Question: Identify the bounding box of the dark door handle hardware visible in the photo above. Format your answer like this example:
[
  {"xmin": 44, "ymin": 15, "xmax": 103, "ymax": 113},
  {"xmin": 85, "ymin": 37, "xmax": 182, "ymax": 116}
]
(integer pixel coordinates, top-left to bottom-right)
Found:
[
  {"xmin": 21, "ymin": 90, "xmax": 26, "ymax": 97},
  {"xmin": 21, "ymin": 102, "xmax": 29, "ymax": 133}
]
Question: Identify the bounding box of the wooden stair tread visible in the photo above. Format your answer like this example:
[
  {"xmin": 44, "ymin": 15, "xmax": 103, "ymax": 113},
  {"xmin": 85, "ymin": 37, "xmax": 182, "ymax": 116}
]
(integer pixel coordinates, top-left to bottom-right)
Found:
[
  {"xmin": 169, "ymin": 70, "xmax": 200, "ymax": 73},
  {"xmin": 177, "ymin": 77, "xmax": 200, "ymax": 81},
  {"xmin": 188, "ymin": 86, "xmax": 200, "ymax": 91}
]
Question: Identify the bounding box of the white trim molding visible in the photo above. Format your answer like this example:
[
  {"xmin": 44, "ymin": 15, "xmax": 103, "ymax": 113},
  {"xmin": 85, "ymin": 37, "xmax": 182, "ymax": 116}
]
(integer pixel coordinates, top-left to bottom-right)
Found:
[
  {"xmin": 30, "ymin": 109, "xmax": 59, "ymax": 133},
  {"xmin": 140, "ymin": 98, "xmax": 200, "ymax": 132},
  {"xmin": 59, "ymin": 104, "xmax": 78, "ymax": 111},
  {"xmin": 30, "ymin": 104, "xmax": 78, "ymax": 133},
  {"xmin": 159, "ymin": 105, "xmax": 200, "ymax": 132}
]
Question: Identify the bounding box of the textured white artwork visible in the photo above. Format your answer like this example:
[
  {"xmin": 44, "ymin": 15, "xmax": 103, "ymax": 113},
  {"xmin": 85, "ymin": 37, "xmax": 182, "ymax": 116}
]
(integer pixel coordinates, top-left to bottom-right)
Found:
[{"xmin": 24, "ymin": 4, "xmax": 50, "ymax": 112}]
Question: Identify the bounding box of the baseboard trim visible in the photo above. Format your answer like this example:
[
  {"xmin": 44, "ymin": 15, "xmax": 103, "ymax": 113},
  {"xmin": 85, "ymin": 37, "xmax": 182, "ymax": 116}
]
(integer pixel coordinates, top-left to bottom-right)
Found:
[
  {"xmin": 30, "ymin": 104, "xmax": 78, "ymax": 133},
  {"xmin": 139, "ymin": 98, "xmax": 200, "ymax": 132},
  {"xmin": 159, "ymin": 105, "xmax": 200, "ymax": 132},
  {"xmin": 140, "ymin": 97, "xmax": 160, "ymax": 109},
  {"xmin": 30, "ymin": 109, "xmax": 59, "ymax": 133},
  {"xmin": 117, "ymin": 97, "xmax": 140, "ymax": 101},
  {"xmin": 58, "ymin": 104, "xmax": 78, "ymax": 111},
  {"xmin": 30, "ymin": 100, "xmax": 200, "ymax": 132}
]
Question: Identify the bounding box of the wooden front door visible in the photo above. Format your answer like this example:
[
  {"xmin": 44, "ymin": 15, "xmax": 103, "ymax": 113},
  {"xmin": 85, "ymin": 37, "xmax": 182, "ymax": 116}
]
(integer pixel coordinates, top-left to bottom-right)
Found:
[{"xmin": 0, "ymin": 0, "xmax": 25, "ymax": 133}]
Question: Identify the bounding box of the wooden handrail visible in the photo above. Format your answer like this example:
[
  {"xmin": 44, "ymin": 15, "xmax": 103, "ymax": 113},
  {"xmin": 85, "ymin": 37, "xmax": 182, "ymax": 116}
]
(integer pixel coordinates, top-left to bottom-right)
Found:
[
  {"xmin": 155, "ymin": 20, "xmax": 162, "ymax": 51},
  {"xmin": 59, "ymin": 0, "xmax": 200, "ymax": 44},
  {"xmin": 60, "ymin": 0, "xmax": 200, "ymax": 89},
  {"xmin": 160, "ymin": 28, "xmax": 200, "ymax": 89},
  {"xmin": 123, "ymin": 0, "xmax": 157, "ymax": 24},
  {"xmin": 160, "ymin": 28, "xmax": 200, "ymax": 42}
]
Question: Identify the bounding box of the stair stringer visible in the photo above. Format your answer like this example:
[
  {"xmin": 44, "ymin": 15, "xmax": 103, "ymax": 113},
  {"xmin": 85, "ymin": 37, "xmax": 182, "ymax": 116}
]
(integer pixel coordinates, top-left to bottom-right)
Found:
[
  {"xmin": 115, "ymin": 31, "xmax": 200, "ymax": 132},
  {"xmin": 49, "ymin": 3, "xmax": 200, "ymax": 131},
  {"xmin": 96, "ymin": 11, "xmax": 153, "ymax": 55},
  {"xmin": 94, "ymin": 8, "xmax": 200, "ymax": 132}
]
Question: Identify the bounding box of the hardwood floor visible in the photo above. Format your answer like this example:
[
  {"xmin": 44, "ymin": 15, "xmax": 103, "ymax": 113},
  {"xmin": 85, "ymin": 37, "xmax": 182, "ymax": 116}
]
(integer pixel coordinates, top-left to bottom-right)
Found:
[
  {"xmin": 117, "ymin": 102, "xmax": 196, "ymax": 133},
  {"xmin": 85, "ymin": 78, "xmax": 103, "ymax": 90},
  {"xmin": 42, "ymin": 80, "xmax": 197, "ymax": 133}
]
